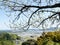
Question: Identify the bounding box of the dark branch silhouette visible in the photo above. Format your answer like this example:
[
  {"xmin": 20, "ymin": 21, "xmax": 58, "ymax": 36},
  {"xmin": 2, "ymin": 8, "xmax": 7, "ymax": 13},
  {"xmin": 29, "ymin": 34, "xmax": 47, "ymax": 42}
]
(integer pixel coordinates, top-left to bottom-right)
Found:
[
  {"xmin": 25, "ymin": 3, "xmax": 60, "ymax": 8},
  {"xmin": 1, "ymin": 0, "xmax": 60, "ymax": 30}
]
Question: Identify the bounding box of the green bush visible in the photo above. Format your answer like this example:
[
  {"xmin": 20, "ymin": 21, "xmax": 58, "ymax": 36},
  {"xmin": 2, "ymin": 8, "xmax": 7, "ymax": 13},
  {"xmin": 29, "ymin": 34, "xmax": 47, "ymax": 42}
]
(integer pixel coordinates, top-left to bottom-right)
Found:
[
  {"xmin": 37, "ymin": 31, "xmax": 60, "ymax": 45},
  {"xmin": 22, "ymin": 39, "xmax": 37, "ymax": 45},
  {"xmin": 0, "ymin": 33, "xmax": 20, "ymax": 40},
  {"xmin": 0, "ymin": 40, "xmax": 15, "ymax": 45},
  {"xmin": 0, "ymin": 33, "xmax": 20, "ymax": 45}
]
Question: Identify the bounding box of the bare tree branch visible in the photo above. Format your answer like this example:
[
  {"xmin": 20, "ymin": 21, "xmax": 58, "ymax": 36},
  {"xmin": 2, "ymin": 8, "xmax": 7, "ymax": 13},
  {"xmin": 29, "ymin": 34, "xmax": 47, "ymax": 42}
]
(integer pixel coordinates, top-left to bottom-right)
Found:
[
  {"xmin": 37, "ymin": 12, "xmax": 59, "ymax": 27},
  {"xmin": 25, "ymin": 3, "xmax": 60, "ymax": 9},
  {"xmin": 1, "ymin": 0, "xmax": 60, "ymax": 30},
  {"xmin": 28, "ymin": 8, "xmax": 40, "ymax": 25}
]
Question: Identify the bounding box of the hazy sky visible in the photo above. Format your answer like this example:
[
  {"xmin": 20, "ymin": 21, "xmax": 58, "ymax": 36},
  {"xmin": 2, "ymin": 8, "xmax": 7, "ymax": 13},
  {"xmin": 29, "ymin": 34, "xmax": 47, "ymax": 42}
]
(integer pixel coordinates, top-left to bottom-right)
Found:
[
  {"xmin": 0, "ymin": 9, "xmax": 10, "ymax": 30},
  {"xmin": 0, "ymin": 0, "xmax": 60, "ymax": 30}
]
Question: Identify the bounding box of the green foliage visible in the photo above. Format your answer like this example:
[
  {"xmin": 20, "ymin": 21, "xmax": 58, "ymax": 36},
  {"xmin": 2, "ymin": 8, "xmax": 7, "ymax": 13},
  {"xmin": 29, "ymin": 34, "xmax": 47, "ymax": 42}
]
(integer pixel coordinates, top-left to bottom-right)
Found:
[
  {"xmin": 0, "ymin": 33, "xmax": 20, "ymax": 40},
  {"xmin": 0, "ymin": 33, "xmax": 20, "ymax": 45},
  {"xmin": 0, "ymin": 40, "xmax": 15, "ymax": 45},
  {"xmin": 22, "ymin": 39, "xmax": 37, "ymax": 45},
  {"xmin": 10, "ymin": 34, "xmax": 18, "ymax": 40},
  {"xmin": 37, "ymin": 31, "xmax": 60, "ymax": 45}
]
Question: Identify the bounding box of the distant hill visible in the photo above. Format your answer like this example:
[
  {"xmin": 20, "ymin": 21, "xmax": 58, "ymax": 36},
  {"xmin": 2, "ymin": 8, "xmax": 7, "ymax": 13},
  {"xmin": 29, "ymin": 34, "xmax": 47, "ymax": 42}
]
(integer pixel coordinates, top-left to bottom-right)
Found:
[
  {"xmin": 0, "ymin": 30, "xmax": 12, "ymax": 33},
  {"xmin": 0, "ymin": 27, "xmax": 58, "ymax": 36}
]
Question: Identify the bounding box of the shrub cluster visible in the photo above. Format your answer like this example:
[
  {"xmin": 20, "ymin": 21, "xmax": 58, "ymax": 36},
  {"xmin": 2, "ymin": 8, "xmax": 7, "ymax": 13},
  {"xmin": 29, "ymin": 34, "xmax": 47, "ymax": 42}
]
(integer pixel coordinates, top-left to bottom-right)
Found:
[
  {"xmin": 0, "ymin": 33, "xmax": 20, "ymax": 40},
  {"xmin": 37, "ymin": 31, "xmax": 60, "ymax": 45},
  {"xmin": 0, "ymin": 33, "xmax": 20, "ymax": 45},
  {"xmin": 22, "ymin": 39, "xmax": 37, "ymax": 45}
]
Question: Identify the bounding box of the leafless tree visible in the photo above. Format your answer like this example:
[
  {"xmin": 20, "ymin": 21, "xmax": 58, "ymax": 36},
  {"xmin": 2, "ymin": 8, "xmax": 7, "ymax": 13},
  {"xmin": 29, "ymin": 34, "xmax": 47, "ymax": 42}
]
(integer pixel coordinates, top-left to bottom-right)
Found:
[{"xmin": 0, "ymin": 0, "xmax": 60, "ymax": 30}]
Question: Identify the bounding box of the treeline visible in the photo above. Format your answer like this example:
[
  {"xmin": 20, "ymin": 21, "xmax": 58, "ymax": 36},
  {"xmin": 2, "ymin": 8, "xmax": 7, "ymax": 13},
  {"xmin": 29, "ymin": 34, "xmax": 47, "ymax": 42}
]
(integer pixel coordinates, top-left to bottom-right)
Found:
[
  {"xmin": 22, "ymin": 31, "xmax": 60, "ymax": 45},
  {"xmin": 0, "ymin": 33, "xmax": 20, "ymax": 45}
]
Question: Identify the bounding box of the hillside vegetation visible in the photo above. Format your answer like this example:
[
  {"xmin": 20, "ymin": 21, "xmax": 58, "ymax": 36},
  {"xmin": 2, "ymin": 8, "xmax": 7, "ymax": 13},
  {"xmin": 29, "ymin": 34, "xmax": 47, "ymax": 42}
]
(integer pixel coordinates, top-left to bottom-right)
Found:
[
  {"xmin": 37, "ymin": 31, "xmax": 60, "ymax": 45},
  {"xmin": 22, "ymin": 31, "xmax": 60, "ymax": 45},
  {"xmin": 0, "ymin": 33, "xmax": 20, "ymax": 45},
  {"xmin": 0, "ymin": 31, "xmax": 60, "ymax": 45}
]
